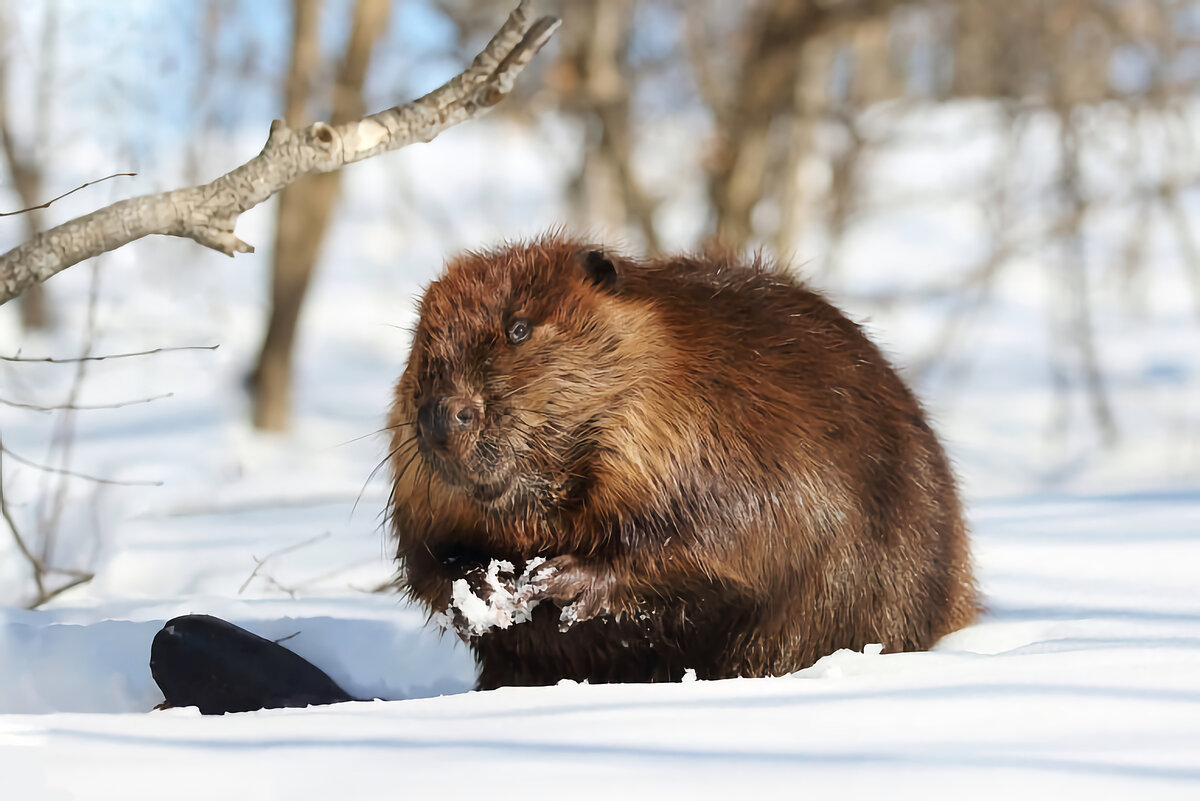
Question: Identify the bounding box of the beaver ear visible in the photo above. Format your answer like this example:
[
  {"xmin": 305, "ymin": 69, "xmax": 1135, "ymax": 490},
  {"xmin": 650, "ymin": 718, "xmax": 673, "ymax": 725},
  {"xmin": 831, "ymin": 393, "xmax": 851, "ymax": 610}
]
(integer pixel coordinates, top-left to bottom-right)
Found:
[{"xmin": 579, "ymin": 249, "xmax": 619, "ymax": 291}]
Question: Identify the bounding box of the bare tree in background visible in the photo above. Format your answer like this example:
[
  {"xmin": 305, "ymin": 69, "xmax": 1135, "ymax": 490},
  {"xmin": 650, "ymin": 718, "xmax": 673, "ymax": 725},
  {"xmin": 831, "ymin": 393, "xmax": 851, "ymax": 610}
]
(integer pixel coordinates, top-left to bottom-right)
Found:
[
  {"xmin": 250, "ymin": 0, "xmax": 391, "ymax": 431},
  {"xmin": 482, "ymin": 0, "xmax": 1198, "ymax": 444},
  {"xmin": 244, "ymin": 0, "xmax": 1194, "ymax": 445},
  {"xmin": 548, "ymin": 0, "xmax": 660, "ymax": 251},
  {"xmin": 691, "ymin": 0, "xmax": 903, "ymax": 252}
]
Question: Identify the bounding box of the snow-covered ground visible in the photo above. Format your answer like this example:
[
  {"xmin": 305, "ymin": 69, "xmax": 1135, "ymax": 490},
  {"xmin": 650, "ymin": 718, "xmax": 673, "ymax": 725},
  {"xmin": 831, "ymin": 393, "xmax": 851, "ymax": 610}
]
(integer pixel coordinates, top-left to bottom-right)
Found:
[
  {"xmin": 3, "ymin": 490, "xmax": 1199, "ymax": 799},
  {"xmin": 1, "ymin": 108, "xmax": 1199, "ymax": 799}
]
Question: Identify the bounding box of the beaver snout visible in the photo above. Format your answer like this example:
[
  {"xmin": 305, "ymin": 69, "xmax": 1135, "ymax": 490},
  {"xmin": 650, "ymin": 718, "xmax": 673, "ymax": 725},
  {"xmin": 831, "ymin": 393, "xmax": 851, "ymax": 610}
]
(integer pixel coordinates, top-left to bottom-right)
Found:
[{"xmin": 416, "ymin": 396, "xmax": 480, "ymax": 448}]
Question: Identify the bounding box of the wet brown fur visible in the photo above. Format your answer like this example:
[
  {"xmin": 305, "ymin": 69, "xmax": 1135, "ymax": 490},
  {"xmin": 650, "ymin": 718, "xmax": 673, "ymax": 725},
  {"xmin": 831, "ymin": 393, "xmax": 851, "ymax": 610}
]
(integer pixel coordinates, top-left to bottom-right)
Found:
[{"xmin": 387, "ymin": 235, "xmax": 978, "ymax": 690}]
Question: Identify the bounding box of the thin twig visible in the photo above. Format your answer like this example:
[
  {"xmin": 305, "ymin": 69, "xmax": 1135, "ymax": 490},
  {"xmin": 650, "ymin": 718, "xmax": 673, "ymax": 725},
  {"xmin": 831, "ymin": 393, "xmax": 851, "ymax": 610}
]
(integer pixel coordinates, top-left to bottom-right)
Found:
[
  {"xmin": 0, "ymin": 438, "xmax": 89, "ymax": 607},
  {"xmin": 0, "ymin": 436, "xmax": 47, "ymax": 599},
  {"xmin": 1, "ymin": 345, "xmax": 218, "ymax": 363},
  {"xmin": 0, "ymin": 172, "xmax": 137, "ymax": 217},
  {"xmin": 150, "ymin": 492, "xmax": 380, "ymax": 518},
  {"xmin": 0, "ymin": 392, "xmax": 174, "ymax": 412},
  {"xmin": 1, "ymin": 440, "xmax": 163, "ymax": 487},
  {"xmin": 31, "ymin": 570, "xmax": 95, "ymax": 608},
  {"xmin": 35, "ymin": 261, "xmax": 102, "ymax": 561},
  {"xmin": 289, "ymin": 557, "xmax": 381, "ymax": 592},
  {"xmin": 238, "ymin": 531, "xmax": 332, "ymax": 594}
]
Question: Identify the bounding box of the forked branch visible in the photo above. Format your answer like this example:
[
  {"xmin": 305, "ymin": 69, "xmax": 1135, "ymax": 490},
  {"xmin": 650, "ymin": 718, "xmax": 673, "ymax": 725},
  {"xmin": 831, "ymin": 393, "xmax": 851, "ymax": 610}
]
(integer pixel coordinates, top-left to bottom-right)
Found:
[{"xmin": 0, "ymin": 2, "xmax": 560, "ymax": 306}]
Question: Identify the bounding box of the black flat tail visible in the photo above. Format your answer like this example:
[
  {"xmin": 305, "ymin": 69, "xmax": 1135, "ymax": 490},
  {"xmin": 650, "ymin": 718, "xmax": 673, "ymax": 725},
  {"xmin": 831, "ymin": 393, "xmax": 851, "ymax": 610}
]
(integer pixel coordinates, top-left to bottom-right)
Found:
[{"xmin": 150, "ymin": 614, "xmax": 358, "ymax": 715}]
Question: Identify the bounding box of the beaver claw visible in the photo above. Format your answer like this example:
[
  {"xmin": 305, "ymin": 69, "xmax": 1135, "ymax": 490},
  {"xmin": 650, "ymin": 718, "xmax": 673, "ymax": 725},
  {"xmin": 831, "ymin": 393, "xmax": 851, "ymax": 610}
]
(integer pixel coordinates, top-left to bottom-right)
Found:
[{"xmin": 524, "ymin": 555, "xmax": 614, "ymax": 630}]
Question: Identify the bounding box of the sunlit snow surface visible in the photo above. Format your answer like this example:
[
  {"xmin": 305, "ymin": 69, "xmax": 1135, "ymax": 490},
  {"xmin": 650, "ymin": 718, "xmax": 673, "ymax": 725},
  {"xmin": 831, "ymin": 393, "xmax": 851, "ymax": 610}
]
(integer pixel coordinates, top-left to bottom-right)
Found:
[
  {"xmin": 3, "ymin": 492, "xmax": 1198, "ymax": 799},
  {"xmin": 1, "ymin": 112, "xmax": 1199, "ymax": 799}
]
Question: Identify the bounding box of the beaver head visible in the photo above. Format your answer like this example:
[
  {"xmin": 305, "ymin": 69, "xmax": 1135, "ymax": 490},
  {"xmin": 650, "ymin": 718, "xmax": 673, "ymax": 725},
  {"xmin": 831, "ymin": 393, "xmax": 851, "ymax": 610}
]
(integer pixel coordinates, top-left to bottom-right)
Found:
[{"xmin": 388, "ymin": 239, "xmax": 664, "ymax": 520}]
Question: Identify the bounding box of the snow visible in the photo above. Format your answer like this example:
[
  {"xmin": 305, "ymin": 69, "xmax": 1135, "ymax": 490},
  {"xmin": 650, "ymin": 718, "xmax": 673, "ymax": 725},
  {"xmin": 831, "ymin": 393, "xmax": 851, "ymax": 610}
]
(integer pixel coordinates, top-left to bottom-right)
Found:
[
  {"xmin": 2, "ymin": 105, "xmax": 1199, "ymax": 798},
  {"xmin": 4, "ymin": 490, "xmax": 1198, "ymax": 799},
  {"xmin": 439, "ymin": 556, "xmax": 549, "ymax": 637}
]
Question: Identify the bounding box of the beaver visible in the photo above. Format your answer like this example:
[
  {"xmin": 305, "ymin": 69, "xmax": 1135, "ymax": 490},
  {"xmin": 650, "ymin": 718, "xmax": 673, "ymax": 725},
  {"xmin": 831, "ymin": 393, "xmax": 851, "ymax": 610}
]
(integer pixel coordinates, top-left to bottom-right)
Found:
[{"xmin": 386, "ymin": 235, "xmax": 977, "ymax": 690}]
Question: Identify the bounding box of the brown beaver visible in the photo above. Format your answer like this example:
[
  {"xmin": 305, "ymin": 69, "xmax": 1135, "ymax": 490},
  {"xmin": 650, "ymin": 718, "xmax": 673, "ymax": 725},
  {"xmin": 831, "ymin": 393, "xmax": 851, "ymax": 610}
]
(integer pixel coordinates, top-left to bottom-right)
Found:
[{"xmin": 386, "ymin": 235, "xmax": 977, "ymax": 690}]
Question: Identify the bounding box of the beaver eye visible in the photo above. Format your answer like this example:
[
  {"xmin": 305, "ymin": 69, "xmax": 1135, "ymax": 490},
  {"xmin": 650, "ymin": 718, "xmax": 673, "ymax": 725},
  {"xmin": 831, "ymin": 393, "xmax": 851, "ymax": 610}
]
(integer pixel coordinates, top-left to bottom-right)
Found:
[{"xmin": 507, "ymin": 318, "xmax": 532, "ymax": 344}]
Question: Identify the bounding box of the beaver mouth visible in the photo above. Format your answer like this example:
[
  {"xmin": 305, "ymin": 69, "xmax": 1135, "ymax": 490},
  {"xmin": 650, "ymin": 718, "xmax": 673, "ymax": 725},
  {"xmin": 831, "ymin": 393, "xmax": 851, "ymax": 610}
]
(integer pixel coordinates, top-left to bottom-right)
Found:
[
  {"xmin": 468, "ymin": 477, "xmax": 516, "ymax": 504},
  {"xmin": 418, "ymin": 442, "xmax": 517, "ymax": 506}
]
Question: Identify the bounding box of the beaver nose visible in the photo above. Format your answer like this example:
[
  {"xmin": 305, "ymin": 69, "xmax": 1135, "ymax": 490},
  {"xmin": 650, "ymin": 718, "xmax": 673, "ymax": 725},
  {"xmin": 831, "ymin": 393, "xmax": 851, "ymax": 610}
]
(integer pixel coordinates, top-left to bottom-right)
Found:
[{"xmin": 417, "ymin": 397, "xmax": 479, "ymax": 447}]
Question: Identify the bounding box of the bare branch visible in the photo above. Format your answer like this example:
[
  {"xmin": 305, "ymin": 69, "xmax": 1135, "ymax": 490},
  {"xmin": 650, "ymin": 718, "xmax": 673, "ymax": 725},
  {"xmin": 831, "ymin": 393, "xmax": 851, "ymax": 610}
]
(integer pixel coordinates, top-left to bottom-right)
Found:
[
  {"xmin": 1, "ymin": 345, "xmax": 218, "ymax": 363},
  {"xmin": 31, "ymin": 570, "xmax": 95, "ymax": 607},
  {"xmin": 0, "ymin": 437, "xmax": 46, "ymax": 599},
  {"xmin": 0, "ymin": 440, "xmax": 163, "ymax": 487},
  {"xmin": 0, "ymin": 392, "xmax": 174, "ymax": 413},
  {"xmin": 0, "ymin": 2, "xmax": 561, "ymax": 305},
  {"xmin": 0, "ymin": 172, "xmax": 137, "ymax": 217},
  {"xmin": 0, "ymin": 435, "xmax": 89, "ymax": 607},
  {"xmin": 239, "ymin": 531, "xmax": 332, "ymax": 595}
]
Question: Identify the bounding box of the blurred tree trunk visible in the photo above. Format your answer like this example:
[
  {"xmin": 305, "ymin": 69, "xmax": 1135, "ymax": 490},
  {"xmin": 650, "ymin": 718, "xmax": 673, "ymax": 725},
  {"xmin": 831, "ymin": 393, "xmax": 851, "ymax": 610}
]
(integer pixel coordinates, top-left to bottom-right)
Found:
[
  {"xmin": 0, "ymin": 112, "xmax": 47, "ymax": 330},
  {"xmin": 704, "ymin": 0, "xmax": 839, "ymax": 251},
  {"xmin": 701, "ymin": 0, "xmax": 900, "ymax": 251},
  {"xmin": 551, "ymin": 0, "xmax": 659, "ymax": 252},
  {"xmin": 0, "ymin": 4, "xmax": 57, "ymax": 331},
  {"xmin": 250, "ymin": 0, "xmax": 389, "ymax": 431}
]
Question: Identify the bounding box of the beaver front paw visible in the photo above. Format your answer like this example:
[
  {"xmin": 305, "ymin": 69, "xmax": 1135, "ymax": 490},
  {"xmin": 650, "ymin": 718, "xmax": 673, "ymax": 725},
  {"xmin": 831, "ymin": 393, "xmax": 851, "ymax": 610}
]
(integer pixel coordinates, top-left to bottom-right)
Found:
[{"xmin": 523, "ymin": 555, "xmax": 615, "ymax": 631}]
